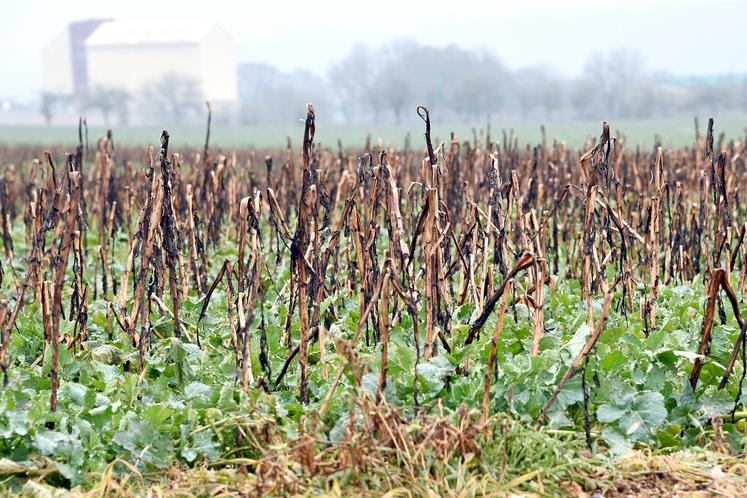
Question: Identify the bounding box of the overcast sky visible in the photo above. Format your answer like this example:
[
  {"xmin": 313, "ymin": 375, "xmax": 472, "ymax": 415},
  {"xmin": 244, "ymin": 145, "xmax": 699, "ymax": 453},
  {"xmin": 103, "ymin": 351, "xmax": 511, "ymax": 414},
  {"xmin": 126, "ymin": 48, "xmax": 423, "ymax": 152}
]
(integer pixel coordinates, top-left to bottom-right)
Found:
[{"xmin": 2, "ymin": 0, "xmax": 745, "ymax": 101}]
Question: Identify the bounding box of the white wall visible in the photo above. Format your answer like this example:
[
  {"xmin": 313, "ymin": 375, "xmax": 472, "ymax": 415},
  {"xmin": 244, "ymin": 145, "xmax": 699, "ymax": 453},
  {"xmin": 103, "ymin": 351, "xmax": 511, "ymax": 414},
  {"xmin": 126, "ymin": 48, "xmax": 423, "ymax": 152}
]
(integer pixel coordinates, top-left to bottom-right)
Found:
[
  {"xmin": 85, "ymin": 43, "xmax": 203, "ymax": 95},
  {"xmin": 199, "ymin": 26, "xmax": 239, "ymax": 102},
  {"xmin": 85, "ymin": 33, "xmax": 238, "ymax": 102},
  {"xmin": 41, "ymin": 29, "xmax": 73, "ymax": 94}
]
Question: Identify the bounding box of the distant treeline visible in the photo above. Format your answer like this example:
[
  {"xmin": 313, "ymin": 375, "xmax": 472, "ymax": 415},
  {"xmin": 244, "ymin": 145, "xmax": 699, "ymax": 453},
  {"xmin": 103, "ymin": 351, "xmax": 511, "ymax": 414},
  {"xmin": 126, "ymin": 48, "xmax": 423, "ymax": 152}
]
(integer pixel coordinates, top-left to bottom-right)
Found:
[
  {"xmin": 42, "ymin": 40, "xmax": 747, "ymax": 126},
  {"xmin": 238, "ymin": 41, "xmax": 747, "ymax": 125}
]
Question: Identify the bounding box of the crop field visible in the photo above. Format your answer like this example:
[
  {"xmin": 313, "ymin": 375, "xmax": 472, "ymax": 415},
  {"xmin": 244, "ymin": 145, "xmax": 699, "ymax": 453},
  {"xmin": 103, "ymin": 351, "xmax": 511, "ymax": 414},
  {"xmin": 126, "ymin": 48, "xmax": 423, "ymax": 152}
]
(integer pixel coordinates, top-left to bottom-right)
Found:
[
  {"xmin": 1, "ymin": 106, "xmax": 747, "ymax": 497},
  {"xmin": 3, "ymin": 115, "xmax": 747, "ymax": 150}
]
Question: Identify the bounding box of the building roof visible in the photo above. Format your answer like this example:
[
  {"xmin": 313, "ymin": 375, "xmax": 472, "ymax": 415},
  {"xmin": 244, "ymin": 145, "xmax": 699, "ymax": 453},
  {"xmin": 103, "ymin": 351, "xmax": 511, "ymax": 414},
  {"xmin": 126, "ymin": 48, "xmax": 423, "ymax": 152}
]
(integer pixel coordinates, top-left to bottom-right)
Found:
[{"xmin": 85, "ymin": 20, "xmax": 217, "ymax": 47}]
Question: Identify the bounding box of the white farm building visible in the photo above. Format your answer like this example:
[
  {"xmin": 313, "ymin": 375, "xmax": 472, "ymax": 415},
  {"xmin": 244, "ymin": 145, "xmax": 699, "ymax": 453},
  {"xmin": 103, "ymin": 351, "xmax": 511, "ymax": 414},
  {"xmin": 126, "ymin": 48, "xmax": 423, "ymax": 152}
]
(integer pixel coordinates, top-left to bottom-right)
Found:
[{"xmin": 42, "ymin": 19, "xmax": 239, "ymax": 105}]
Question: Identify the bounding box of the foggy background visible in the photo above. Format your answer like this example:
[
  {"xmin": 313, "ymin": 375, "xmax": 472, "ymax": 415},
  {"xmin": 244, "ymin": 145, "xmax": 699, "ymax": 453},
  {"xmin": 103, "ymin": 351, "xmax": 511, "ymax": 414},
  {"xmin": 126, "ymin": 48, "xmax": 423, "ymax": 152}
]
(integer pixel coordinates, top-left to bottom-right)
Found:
[{"xmin": 1, "ymin": 0, "xmax": 746, "ymax": 130}]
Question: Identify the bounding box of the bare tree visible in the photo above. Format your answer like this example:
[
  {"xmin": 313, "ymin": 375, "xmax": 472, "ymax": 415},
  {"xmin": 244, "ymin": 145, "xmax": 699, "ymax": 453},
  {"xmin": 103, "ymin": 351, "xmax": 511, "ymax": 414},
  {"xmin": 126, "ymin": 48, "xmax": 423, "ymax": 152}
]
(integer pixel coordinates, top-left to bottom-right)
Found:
[
  {"xmin": 329, "ymin": 45, "xmax": 377, "ymax": 123},
  {"xmin": 449, "ymin": 52, "xmax": 511, "ymax": 121},
  {"xmin": 515, "ymin": 67, "xmax": 565, "ymax": 121},
  {"xmin": 372, "ymin": 49, "xmax": 415, "ymax": 124},
  {"xmin": 322, "ymin": 43, "xmax": 744, "ymax": 124},
  {"xmin": 85, "ymin": 86, "xmax": 131, "ymax": 125},
  {"xmin": 140, "ymin": 73, "xmax": 203, "ymax": 123},
  {"xmin": 238, "ymin": 63, "xmax": 331, "ymax": 125},
  {"xmin": 583, "ymin": 49, "xmax": 644, "ymax": 117},
  {"xmin": 40, "ymin": 93, "xmax": 68, "ymax": 125}
]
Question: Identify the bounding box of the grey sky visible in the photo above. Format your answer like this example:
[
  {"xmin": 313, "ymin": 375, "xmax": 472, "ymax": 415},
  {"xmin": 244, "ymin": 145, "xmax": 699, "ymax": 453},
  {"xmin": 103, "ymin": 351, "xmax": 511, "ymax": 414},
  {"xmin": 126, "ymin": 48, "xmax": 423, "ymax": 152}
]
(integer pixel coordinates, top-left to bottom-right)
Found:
[{"xmin": 2, "ymin": 0, "xmax": 745, "ymax": 101}]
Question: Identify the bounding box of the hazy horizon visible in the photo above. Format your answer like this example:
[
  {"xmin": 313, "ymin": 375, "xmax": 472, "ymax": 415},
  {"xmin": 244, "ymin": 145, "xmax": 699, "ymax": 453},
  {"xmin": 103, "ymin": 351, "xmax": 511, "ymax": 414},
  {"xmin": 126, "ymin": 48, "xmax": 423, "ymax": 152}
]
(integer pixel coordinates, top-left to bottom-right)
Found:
[{"xmin": 3, "ymin": 0, "xmax": 746, "ymax": 102}]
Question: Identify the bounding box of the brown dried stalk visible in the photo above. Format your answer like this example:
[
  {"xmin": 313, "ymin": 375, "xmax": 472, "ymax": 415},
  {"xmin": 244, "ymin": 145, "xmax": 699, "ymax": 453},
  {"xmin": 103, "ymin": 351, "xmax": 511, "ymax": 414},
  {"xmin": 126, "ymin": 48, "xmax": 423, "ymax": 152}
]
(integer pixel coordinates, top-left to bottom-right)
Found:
[
  {"xmin": 423, "ymin": 186, "xmax": 437, "ymax": 360},
  {"xmin": 128, "ymin": 151, "xmax": 163, "ymax": 372},
  {"xmin": 482, "ymin": 280, "xmax": 512, "ymax": 423},
  {"xmin": 50, "ymin": 168, "xmax": 81, "ymax": 411},
  {"xmin": 158, "ymin": 131, "xmax": 181, "ymax": 338},
  {"xmin": 531, "ymin": 258, "xmax": 547, "ymax": 356},
  {"xmin": 465, "ymin": 252, "xmax": 535, "ymax": 345},
  {"xmin": 689, "ymin": 268, "xmax": 743, "ymax": 390},
  {"xmin": 376, "ymin": 271, "xmax": 391, "ymax": 402},
  {"xmin": 294, "ymin": 104, "xmax": 315, "ymax": 404},
  {"xmin": 0, "ymin": 162, "xmax": 66, "ymax": 381}
]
